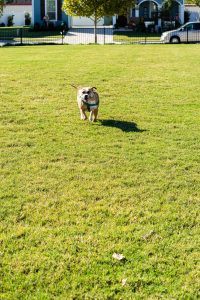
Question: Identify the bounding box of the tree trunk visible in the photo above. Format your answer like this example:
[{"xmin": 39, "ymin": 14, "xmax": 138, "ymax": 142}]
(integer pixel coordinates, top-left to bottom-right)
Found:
[{"xmin": 94, "ymin": 16, "xmax": 97, "ymax": 44}]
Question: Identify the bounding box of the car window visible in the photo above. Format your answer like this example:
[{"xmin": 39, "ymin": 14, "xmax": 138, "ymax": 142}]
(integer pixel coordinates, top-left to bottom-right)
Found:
[
  {"xmin": 184, "ymin": 24, "xmax": 193, "ymax": 31},
  {"xmin": 193, "ymin": 23, "xmax": 200, "ymax": 30}
]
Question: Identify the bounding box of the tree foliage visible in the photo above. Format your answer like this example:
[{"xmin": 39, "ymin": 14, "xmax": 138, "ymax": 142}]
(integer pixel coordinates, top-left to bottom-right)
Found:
[
  {"xmin": 62, "ymin": 0, "xmax": 134, "ymax": 42},
  {"xmin": 186, "ymin": 0, "xmax": 200, "ymax": 6},
  {"xmin": 0, "ymin": 0, "xmax": 5, "ymax": 17},
  {"xmin": 162, "ymin": 0, "xmax": 174, "ymax": 11},
  {"xmin": 62, "ymin": 0, "xmax": 134, "ymax": 22}
]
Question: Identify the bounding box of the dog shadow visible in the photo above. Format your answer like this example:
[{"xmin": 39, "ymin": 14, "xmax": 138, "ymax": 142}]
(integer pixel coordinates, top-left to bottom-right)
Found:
[{"xmin": 100, "ymin": 119, "xmax": 144, "ymax": 133}]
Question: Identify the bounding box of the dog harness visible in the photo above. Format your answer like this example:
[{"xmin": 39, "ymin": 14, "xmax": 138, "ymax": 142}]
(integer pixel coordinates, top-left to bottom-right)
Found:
[{"xmin": 82, "ymin": 99, "xmax": 99, "ymax": 112}]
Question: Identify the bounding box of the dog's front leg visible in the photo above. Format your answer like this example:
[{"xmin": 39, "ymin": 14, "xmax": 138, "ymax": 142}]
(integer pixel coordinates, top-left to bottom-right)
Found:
[
  {"xmin": 89, "ymin": 111, "xmax": 94, "ymax": 122},
  {"xmin": 93, "ymin": 109, "xmax": 98, "ymax": 122},
  {"xmin": 89, "ymin": 109, "xmax": 98, "ymax": 122},
  {"xmin": 80, "ymin": 109, "xmax": 87, "ymax": 120}
]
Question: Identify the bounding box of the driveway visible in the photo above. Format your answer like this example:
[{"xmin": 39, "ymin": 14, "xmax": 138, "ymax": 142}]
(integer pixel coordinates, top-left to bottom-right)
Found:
[{"xmin": 64, "ymin": 27, "xmax": 114, "ymax": 44}]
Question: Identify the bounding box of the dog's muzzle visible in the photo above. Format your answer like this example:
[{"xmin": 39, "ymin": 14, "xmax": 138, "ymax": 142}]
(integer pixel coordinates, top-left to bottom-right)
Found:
[
  {"xmin": 80, "ymin": 94, "xmax": 89, "ymax": 101},
  {"xmin": 84, "ymin": 95, "xmax": 89, "ymax": 101}
]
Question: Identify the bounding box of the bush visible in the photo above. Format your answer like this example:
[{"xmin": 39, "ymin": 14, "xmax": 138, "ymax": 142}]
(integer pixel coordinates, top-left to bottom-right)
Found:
[
  {"xmin": 56, "ymin": 21, "xmax": 68, "ymax": 32},
  {"xmin": 48, "ymin": 21, "xmax": 55, "ymax": 30},
  {"xmin": 7, "ymin": 15, "xmax": 14, "ymax": 27},
  {"xmin": 0, "ymin": 22, "xmax": 5, "ymax": 27},
  {"xmin": 33, "ymin": 22, "xmax": 41, "ymax": 31},
  {"xmin": 137, "ymin": 21, "xmax": 146, "ymax": 33},
  {"xmin": 116, "ymin": 15, "xmax": 127, "ymax": 27},
  {"xmin": 30, "ymin": 21, "xmax": 68, "ymax": 32},
  {"xmin": 25, "ymin": 12, "xmax": 31, "ymax": 26}
]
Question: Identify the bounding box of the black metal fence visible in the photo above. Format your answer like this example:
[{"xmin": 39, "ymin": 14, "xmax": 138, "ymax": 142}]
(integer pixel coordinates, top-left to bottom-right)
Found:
[
  {"xmin": 160, "ymin": 28, "xmax": 200, "ymax": 44},
  {"xmin": 113, "ymin": 30, "xmax": 161, "ymax": 44},
  {"xmin": 0, "ymin": 27, "xmax": 64, "ymax": 45},
  {"xmin": 0, "ymin": 27, "xmax": 200, "ymax": 46},
  {"xmin": 64, "ymin": 27, "xmax": 200, "ymax": 44},
  {"xmin": 64, "ymin": 28, "xmax": 114, "ymax": 44}
]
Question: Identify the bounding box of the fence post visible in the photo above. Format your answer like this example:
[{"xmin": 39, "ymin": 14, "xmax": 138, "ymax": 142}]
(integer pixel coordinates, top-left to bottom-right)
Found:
[
  {"xmin": 104, "ymin": 27, "xmax": 106, "ymax": 44},
  {"xmin": 20, "ymin": 28, "xmax": 23, "ymax": 45},
  {"xmin": 187, "ymin": 28, "xmax": 188, "ymax": 44},
  {"xmin": 62, "ymin": 29, "xmax": 64, "ymax": 45}
]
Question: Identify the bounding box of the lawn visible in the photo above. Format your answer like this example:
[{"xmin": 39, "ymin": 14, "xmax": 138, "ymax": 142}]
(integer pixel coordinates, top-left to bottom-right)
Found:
[
  {"xmin": 0, "ymin": 27, "xmax": 62, "ymax": 43},
  {"xmin": 0, "ymin": 45, "xmax": 200, "ymax": 299},
  {"xmin": 113, "ymin": 30, "xmax": 161, "ymax": 43}
]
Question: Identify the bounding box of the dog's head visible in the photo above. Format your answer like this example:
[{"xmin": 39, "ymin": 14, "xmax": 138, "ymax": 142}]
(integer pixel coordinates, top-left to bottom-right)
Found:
[{"xmin": 78, "ymin": 87, "xmax": 97, "ymax": 102}]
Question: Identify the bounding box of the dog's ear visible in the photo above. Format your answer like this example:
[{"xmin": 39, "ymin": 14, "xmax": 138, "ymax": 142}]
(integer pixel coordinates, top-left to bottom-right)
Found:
[{"xmin": 92, "ymin": 87, "xmax": 97, "ymax": 91}]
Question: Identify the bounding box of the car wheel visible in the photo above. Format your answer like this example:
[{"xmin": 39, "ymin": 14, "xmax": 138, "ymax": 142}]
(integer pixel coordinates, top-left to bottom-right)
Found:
[{"xmin": 170, "ymin": 36, "xmax": 180, "ymax": 44}]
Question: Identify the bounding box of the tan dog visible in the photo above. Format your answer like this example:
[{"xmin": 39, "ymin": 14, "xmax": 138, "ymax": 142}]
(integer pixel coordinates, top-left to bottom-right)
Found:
[{"xmin": 71, "ymin": 84, "xmax": 99, "ymax": 122}]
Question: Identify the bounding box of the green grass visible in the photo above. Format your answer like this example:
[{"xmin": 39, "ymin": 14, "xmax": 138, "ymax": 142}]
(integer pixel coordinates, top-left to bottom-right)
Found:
[
  {"xmin": 113, "ymin": 31, "xmax": 161, "ymax": 43},
  {"xmin": 0, "ymin": 45, "xmax": 200, "ymax": 299},
  {"xmin": 0, "ymin": 26, "xmax": 30, "ymax": 29},
  {"xmin": 0, "ymin": 28, "xmax": 62, "ymax": 42}
]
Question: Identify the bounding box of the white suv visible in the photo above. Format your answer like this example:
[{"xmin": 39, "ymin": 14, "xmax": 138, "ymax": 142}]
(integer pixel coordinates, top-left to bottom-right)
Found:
[{"xmin": 160, "ymin": 22, "xmax": 200, "ymax": 43}]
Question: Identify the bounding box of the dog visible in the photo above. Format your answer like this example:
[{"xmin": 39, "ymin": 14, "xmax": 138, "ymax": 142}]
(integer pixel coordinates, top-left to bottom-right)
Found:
[{"xmin": 71, "ymin": 84, "xmax": 99, "ymax": 122}]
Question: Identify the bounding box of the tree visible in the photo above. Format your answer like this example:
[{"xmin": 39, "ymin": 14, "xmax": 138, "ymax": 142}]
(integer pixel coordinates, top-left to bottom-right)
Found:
[
  {"xmin": 188, "ymin": 0, "xmax": 200, "ymax": 6},
  {"xmin": 0, "ymin": 0, "xmax": 5, "ymax": 17},
  {"xmin": 62, "ymin": 0, "xmax": 134, "ymax": 43},
  {"xmin": 195, "ymin": 0, "xmax": 200, "ymax": 6}
]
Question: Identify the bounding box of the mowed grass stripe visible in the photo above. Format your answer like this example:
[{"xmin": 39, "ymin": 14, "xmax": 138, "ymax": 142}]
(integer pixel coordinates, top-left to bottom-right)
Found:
[{"xmin": 0, "ymin": 45, "xmax": 200, "ymax": 299}]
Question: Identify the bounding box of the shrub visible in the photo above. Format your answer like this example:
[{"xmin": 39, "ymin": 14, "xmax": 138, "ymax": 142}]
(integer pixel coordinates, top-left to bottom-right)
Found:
[
  {"xmin": 48, "ymin": 21, "xmax": 55, "ymax": 30},
  {"xmin": 56, "ymin": 21, "xmax": 68, "ymax": 31},
  {"xmin": 7, "ymin": 15, "xmax": 14, "ymax": 27},
  {"xmin": 25, "ymin": 12, "xmax": 31, "ymax": 26},
  {"xmin": 33, "ymin": 22, "xmax": 41, "ymax": 31}
]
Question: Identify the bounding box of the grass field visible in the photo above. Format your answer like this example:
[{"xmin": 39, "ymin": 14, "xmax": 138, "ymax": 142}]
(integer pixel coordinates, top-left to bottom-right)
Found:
[
  {"xmin": 0, "ymin": 27, "xmax": 62, "ymax": 43},
  {"xmin": 0, "ymin": 45, "xmax": 200, "ymax": 299},
  {"xmin": 113, "ymin": 31, "xmax": 161, "ymax": 43}
]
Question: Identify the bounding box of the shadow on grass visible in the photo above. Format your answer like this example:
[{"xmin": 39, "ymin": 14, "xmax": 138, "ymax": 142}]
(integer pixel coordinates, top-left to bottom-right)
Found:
[{"xmin": 100, "ymin": 119, "xmax": 145, "ymax": 133}]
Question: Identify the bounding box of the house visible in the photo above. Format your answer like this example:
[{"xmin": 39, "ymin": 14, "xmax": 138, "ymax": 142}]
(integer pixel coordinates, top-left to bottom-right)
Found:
[
  {"xmin": 130, "ymin": 0, "xmax": 185, "ymax": 31},
  {"xmin": 0, "ymin": 0, "xmax": 185, "ymax": 29},
  {"xmin": 0, "ymin": 0, "xmax": 32, "ymax": 26},
  {"xmin": 185, "ymin": 4, "xmax": 200, "ymax": 22},
  {"xmin": 32, "ymin": 0, "xmax": 115, "ymax": 27},
  {"xmin": 32, "ymin": 0, "xmax": 67, "ymax": 27},
  {"xmin": 32, "ymin": 0, "xmax": 185, "ymax": 29},
  {"xmin": 134, "ymin": 0, "xmax": 185, "ymax": 23}
]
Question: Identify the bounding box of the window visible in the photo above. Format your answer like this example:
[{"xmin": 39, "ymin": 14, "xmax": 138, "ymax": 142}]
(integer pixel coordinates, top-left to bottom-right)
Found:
[
  {"xmin": 45, "ymin": 0, "xmax": 57, "ymax": 21},
  {"xmin": 193, "ymin": 23, "xmax": 200, "ymax": 30},
  {"xmin": 183, "ymin": 24, "xmax": 193, "ymax": 31},
  {"xmin": 144, "ymin": 7, "xmax": 148, "ymax": 19}
]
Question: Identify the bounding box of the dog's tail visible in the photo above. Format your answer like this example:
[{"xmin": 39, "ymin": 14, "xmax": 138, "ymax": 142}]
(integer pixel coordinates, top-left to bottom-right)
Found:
[{"xmin": 69, "ymin": 83, "xmax": 78, "ymax": 89}]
